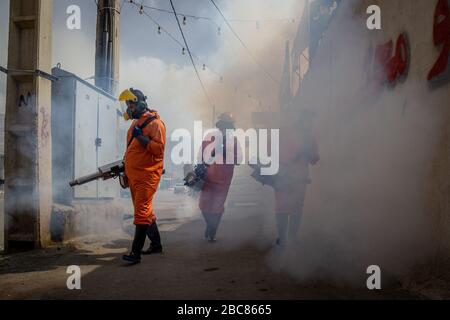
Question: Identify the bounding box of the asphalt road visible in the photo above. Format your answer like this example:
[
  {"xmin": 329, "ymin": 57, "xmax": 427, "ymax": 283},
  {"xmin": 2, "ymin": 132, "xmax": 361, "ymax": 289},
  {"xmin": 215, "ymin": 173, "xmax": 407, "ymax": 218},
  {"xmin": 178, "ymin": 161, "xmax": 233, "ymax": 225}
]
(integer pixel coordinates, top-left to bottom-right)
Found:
[
  {"xmin": 0, "ymin": 168, "xmax": 428, "ymax": 299},
  {"xmin": 0, "ymin": 194, "xmax": 419, "ymax": 300}
]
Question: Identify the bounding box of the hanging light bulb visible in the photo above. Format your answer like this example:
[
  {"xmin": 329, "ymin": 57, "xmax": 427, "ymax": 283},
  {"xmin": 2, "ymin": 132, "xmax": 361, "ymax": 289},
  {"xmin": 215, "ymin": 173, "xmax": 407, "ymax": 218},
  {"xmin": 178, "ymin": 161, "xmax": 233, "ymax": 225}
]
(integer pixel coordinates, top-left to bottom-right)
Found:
[
  {"xmin": 183, "ymin": 16, "xmax": 187, "ymax": 25},
  {"xmin": 157, "ymin": 26, "xmax": 161, "ymax": 34},
  {"xmin": 203, "ymin": 64, "xmax": 206, "ymax": 71},
  {"xmin": 218, "ymin": 27, "xmax": 221, "ymax": 35},
  {"xmin": 139, "ymin": 5, "xmax": 143, "ymax": 14},
  {"xmin": 182, "ymin": 48, "xmax": 186, "ymax": 55}
]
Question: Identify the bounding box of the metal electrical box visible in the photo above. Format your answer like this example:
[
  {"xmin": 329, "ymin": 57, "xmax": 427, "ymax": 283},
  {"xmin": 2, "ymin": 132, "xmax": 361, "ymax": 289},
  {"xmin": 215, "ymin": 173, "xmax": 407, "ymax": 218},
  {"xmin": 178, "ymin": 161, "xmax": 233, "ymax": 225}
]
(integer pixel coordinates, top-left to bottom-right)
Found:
[{"xmin": 51, "ymin": 68, "xmax": 123, "ymax": 205}]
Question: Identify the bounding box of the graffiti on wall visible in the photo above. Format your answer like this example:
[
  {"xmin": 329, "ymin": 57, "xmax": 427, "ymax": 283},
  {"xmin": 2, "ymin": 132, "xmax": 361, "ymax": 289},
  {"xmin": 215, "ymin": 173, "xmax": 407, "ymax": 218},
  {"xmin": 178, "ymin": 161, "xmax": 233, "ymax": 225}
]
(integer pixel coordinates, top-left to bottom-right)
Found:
[
  {"xmin": 18, "ymin": 92, "xmax": 33, "ymax": 107},
  {"xmin": 364, "ymin": 0, "xmax": 450, "ymax": 89},
  {"xmin": 428, "ymin": 0, "xmax": 450, "ymax": 83},
  {"xmin": 40, "ymin": 107, "xmax": 50, "ymax": 147},
  {"xmin": 365, "ymin": 33, "xmax": 410, "ymax": 90}
]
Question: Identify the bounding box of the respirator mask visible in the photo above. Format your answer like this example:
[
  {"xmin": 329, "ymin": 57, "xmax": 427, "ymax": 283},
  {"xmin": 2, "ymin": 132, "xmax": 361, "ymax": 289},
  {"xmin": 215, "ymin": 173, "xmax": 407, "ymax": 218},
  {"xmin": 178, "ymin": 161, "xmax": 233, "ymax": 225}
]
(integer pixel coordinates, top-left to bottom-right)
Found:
[{"xmin": 118, "ymin": 88, "xmax": 148, "ymax": 121}]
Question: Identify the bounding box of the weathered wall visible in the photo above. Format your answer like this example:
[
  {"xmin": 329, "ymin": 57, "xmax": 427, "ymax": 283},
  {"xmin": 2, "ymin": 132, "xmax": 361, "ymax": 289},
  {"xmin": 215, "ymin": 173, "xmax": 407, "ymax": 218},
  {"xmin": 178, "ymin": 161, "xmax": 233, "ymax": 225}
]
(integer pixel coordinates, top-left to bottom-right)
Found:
[
  {"xmin": 0, "ymin": 0, "xmax": 10, "ymax": 252},
  {"xmin": 355, "ymin": 0, "xmax": 450, "ymax": 261},
  {"xmin": 286, "ymin": 0, "xmax": 450, "ymax": 281}
]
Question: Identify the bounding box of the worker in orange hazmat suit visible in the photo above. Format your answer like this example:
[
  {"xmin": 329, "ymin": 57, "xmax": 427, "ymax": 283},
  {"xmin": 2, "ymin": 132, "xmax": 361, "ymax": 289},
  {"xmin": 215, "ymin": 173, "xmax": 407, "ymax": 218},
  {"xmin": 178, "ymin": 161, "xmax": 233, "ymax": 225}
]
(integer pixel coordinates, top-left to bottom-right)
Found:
[
  {"xmin": 119, "ymin": 88, "xmax": 166, "ymax": 264},
  {"xmin": 274, "ymin": 109, "xmax": 319, "ymax": 247},
  {"xmin": 199, "ymin": 112, "xmax": 240, "ymax": 242}
]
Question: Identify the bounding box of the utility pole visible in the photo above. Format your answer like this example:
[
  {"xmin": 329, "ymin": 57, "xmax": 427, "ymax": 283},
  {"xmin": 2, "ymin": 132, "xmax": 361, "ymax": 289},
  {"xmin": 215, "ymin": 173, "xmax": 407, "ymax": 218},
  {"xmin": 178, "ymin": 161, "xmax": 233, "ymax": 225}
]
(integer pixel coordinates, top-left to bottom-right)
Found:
[
  {"xmin": 279, "ymin": 41, "xmax": 292, "ymax": 112},
  {"xmin": 95, "ymin": 0, "xmax": 120, "ymax": 96},
  {"xmin": 4, "ymin": 0, "xmax": 53, "ymax": 250}
]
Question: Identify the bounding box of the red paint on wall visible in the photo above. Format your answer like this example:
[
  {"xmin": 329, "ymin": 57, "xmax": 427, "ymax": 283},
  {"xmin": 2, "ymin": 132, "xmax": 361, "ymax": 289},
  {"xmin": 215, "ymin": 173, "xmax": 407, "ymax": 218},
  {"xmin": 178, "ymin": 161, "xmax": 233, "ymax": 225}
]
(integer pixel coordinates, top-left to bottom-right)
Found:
[
  {"xmin": 428, "ymin": 0, "xmax": 450, "ymax": 81},
  {"xmin": 367, "ymin": 33, "xmax": 410, "ymax": 89}
]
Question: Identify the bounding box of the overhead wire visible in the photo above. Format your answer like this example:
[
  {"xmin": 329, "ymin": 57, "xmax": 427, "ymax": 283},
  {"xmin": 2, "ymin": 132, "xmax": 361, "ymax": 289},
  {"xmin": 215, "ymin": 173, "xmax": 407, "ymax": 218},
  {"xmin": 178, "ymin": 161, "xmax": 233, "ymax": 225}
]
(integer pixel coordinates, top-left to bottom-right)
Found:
[
  {"xmin": 128, "ymin": 0, "xmax": 222, "ymax": 79},
  {"xmin": 169, "ymin": 0, "xmax": 215, "ymax": 111},
  {"xmin": 209, "ymin": 0, "xmax": 280, "ymax": 85},
  {"xmin": 125, "ymin": 0, "xmax": 283, "ymax": 112}
]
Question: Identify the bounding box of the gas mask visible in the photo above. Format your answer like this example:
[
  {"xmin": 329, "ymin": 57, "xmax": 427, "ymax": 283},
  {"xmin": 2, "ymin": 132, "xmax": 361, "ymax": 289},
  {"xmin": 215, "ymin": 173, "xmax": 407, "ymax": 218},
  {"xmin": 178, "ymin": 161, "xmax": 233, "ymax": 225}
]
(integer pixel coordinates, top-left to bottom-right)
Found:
[
  {"xmin": 119, "ymin": 88, "xmax": 148, "ymax": 121},
  {"xmin": 123, "ymin": 101, "xmax": 148, "ymax": 121}
]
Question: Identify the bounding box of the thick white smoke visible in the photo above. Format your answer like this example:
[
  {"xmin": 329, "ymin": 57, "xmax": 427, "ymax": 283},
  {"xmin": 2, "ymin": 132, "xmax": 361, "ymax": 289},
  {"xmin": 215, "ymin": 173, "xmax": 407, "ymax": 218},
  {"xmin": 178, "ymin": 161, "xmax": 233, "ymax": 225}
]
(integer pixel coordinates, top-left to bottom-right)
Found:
[
  {"xmin": 269, "ymin": 0, "xmax": 446, "ymax": 286},
  {"xmin": 119, "ymin": 56, "xmax": 214, "ymax": 132}
]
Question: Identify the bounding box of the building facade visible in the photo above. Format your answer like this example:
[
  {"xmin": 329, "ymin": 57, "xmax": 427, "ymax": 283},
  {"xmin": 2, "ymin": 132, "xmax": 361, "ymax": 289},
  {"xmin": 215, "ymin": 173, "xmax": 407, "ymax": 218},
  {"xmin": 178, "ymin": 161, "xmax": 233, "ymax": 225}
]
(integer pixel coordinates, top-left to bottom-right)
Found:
[{"xmin": 281, "ymin": 0, "xmax": 450, "ymax": 275}]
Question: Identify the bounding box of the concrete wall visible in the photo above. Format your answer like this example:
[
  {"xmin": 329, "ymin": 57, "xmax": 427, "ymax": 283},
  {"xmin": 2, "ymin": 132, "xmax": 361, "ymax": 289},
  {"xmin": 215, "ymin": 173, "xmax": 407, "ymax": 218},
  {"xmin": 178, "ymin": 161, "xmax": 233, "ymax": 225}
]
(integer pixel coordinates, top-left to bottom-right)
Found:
[
  {"xmin": 0, "ymin": 0, "xmax": 9, "ymax": 252},
  {"xmin": 289, "ymin": 0, "xmax": 450, "ymax": 277},
  {"xmin": 360, "ymin": 0, "xmax": 450, "ymax": 268}
]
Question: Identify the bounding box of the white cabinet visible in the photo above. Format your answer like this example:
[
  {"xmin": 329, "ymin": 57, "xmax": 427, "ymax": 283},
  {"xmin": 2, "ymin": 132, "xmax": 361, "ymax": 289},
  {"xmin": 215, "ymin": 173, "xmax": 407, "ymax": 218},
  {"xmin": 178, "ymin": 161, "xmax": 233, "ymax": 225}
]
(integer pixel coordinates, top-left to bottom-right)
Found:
[
  {"xmin": 74, "ymin": 82, "xmax": 99, "ymax": 198},
  {"xmin": 52, "ymin": 68, "xmax": 121, "ymax": 203},
  {"xmin": 97, "ymin": 94, "xmax": 121, "ymax": 198}
]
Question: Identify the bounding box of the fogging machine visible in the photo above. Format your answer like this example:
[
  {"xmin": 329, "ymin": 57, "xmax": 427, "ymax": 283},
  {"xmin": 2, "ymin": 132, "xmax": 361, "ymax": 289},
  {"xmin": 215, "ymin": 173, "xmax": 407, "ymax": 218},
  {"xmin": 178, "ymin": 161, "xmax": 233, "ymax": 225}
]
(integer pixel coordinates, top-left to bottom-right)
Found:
[
  {"xmin": 183, "ymin": 163, "xmax": 209, "ymax": 191},
  {"xmin": 69, "ymin": 160, "xmax": 128, "ymax": 189}
]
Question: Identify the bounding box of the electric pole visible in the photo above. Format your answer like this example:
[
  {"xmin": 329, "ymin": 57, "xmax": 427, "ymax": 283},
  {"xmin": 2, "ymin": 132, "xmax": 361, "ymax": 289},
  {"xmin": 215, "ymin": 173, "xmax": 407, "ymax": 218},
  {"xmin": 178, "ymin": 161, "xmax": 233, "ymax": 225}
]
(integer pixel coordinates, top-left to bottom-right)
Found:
[{"xmin": 95, "ymin": 0, "xmax": 120, "ymax": 96}]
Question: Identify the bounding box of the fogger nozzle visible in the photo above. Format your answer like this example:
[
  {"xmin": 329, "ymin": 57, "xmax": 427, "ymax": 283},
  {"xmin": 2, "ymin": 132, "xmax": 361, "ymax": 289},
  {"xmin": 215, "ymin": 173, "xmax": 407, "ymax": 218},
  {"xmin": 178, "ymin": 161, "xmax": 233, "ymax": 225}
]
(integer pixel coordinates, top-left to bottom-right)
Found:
[
  {"xmin": 69, "ymin": 160, "xmax": 125, "ymax": 187},
  {"xmin": 69, "ymin": 172, "xmax": 103, "ymax": 187}
]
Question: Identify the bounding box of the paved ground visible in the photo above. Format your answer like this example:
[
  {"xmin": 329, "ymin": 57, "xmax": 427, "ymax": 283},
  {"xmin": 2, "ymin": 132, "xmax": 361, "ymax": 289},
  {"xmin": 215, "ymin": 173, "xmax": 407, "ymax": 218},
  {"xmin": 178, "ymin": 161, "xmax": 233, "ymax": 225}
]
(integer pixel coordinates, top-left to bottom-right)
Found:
[
  {"xmin": 0, "ymin": 192, "xmax": 421, "ymax": 300},
  {"xmin": 0, "ymin": 170, "xmax": 444, "ymax": 300},
  {"xmin": 0, "ymin": 222, "xmax": 418, "ymax": 300}
]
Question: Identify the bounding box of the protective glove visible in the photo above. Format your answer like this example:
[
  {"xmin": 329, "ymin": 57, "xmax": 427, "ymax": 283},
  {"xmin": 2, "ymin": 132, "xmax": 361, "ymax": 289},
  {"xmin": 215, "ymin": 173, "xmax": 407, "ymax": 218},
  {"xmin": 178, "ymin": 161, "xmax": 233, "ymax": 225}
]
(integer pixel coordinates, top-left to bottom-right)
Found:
[{"xmin": 132, "ymin": 126, "xmax": 143, "ymax": 138}]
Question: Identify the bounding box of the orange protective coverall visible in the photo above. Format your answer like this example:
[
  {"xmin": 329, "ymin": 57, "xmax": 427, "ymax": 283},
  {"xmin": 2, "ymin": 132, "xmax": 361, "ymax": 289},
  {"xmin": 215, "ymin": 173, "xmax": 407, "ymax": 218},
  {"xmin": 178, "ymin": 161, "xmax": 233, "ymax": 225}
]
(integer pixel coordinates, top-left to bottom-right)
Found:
[
  {"xmin": 125, "ymin": 110, "xmax": 166, "ymax": 225},
  {"xmin": 199, "ymin": 133, "xmax": 239, "ymax": 215},
  {"xmin": 275, "ymin": 125, "xmax": 319, "ymax": 214}
]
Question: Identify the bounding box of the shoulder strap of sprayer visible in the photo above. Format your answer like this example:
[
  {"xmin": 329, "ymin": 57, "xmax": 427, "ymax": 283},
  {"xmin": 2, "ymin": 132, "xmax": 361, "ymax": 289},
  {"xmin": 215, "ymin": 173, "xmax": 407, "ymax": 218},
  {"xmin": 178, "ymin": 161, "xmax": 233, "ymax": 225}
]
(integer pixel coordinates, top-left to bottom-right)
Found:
[{"xmin": 127, "ymin": 116, "xmax": 158, "ymax": 149}]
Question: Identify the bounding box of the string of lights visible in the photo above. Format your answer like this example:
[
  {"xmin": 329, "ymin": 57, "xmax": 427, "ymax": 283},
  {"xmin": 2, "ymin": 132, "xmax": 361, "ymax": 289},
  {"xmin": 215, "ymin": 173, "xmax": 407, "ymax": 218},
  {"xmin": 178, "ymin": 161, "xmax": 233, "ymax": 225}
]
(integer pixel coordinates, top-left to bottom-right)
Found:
[
  {"xmin": 141, "ymin": 3, "xmax": 218, "ymax": 23},
  {"xmin": 126, "ymin": 0, "xmax": 297, "ymax": 41},
  {"xmin": 168, "ymin": 0, "xmax": 215, "ymax": 112},
  {"xmin": 138, "ymin": 1, "xmax": 295, "ymax": 25},
  {"xmin": 128, "ymin": 0, "xmax": 223, "ymax": 79},
  {"xmin": 126, "ymin": 0, "xmax": 278, "ymax": 112},
  {"xmin": 129, "ymin": 0, "xmax": 284, "ymax": 87}
]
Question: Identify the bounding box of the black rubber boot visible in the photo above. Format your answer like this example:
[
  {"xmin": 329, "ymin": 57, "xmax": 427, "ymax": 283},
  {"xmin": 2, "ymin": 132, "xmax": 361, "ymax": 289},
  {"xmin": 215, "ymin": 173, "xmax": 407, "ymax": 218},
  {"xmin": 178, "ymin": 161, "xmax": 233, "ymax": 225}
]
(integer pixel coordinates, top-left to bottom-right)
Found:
[
  {"xmin": 122, "ymin": 252, "xmax": 141, "ymax": 264},
  {"xmin": 142, "ymin": 245, "xmax": 163, "ymax": 255},
  {"xmin": 142, "ymin": 223, "xmax": 163, "ymax": 255},
  {"xmin": 202, "ymin": 212, "xmax": 212, "ymax": 240},
  {"xmin": 123, "ymin": 225, "xmax": 148, "ymax": 264},
  {"xmin": 276, "ymin": 213, "xmax": 289, "ymax": 247},
  {"xmin": 288, "ymin": 212, "xmax": 302, "ymax": 243},
  {"xmin": 207, "ymin": 213, "xmax": 223, "ymax": 242}
]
